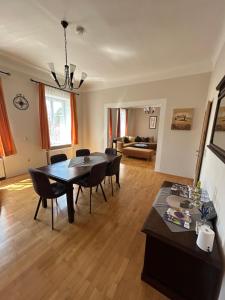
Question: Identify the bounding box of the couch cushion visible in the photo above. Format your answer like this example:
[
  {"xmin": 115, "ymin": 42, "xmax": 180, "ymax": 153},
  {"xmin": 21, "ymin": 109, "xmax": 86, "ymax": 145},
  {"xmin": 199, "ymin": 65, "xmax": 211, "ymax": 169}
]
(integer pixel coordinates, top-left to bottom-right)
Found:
[{"xmin": 129, "ymin": 136, "xmax": 135, "ymax": 142}]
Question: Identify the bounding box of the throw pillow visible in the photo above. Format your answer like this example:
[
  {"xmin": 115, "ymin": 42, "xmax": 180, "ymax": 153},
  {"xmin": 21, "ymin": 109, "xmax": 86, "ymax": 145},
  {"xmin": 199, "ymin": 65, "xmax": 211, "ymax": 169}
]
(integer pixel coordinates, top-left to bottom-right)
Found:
[
  {"xmin": 135, "ymin": 136, "xmax": 142, "ymax": 142},
  {"xmin": 123, "ymin": 136, "xmax": 130, "ymax": 143},
  {"xmin": 143, "ymin": 137, "xmax": 150, "ymax": 142}
]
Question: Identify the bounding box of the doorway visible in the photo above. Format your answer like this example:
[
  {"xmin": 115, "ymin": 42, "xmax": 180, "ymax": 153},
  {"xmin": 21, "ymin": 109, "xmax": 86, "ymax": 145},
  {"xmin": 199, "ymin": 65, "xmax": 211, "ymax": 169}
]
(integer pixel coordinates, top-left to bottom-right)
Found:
[{"xmin": 104, "ymin": 99, "xmax": 167, "ymax": 172}]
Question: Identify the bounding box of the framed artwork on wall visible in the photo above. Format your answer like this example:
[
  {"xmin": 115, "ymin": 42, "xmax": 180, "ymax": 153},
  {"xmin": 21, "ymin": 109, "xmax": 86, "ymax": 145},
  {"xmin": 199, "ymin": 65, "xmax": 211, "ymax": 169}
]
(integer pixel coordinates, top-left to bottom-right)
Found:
[
  {"xmin": 149, "ymin": 116, "xmax": 157, "ymax": 129},
  {"xmin": 171, "ymin": 108, "xmax": 194, "ymax": 130},
  {"xmin": 208, "ymin": 75, "xmax": 225, "ymax": 163}
]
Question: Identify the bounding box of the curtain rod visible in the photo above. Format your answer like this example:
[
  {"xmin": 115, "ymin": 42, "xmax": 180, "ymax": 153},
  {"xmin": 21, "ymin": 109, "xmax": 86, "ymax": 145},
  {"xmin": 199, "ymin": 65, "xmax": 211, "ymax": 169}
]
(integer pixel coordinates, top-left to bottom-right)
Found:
[
  {"xmin": 30, "ymin": 79, "xmax": 79, "ymax": 95},
  {"xmin": 0, "ymin": 70, "xmax": 11, "ymax": 76}
]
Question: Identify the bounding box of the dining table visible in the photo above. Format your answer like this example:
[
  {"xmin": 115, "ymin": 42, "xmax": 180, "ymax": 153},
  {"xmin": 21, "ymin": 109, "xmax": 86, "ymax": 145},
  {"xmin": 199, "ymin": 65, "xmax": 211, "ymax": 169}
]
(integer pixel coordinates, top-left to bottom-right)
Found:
[{"xmin": 37, "ymin": 152, "xmax": 120, "ymax": 223}]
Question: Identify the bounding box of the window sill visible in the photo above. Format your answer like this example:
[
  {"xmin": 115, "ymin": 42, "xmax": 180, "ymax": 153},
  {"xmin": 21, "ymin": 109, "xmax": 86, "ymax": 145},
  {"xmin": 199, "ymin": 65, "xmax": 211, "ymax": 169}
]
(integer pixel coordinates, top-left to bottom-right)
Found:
[{"xmin": 49, "ymin": 144, "xmax": 72, "ymax": 150}]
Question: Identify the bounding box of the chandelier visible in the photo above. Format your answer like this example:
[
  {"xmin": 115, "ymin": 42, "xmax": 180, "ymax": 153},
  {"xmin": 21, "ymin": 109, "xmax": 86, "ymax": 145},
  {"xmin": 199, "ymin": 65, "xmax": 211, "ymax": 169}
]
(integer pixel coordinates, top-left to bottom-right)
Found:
[
  {"xmin": 144, "ymin": 107, "xmax": 156, "ymax": 114},
  {"xmin": 48, "ymin": 20, "xmax": 87, "ymax": 90}
]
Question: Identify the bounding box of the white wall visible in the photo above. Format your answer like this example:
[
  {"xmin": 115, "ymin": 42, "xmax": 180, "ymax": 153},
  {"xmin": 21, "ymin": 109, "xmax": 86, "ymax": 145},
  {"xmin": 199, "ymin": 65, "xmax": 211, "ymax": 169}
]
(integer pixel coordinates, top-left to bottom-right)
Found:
[
  {"xmin": 131, "ymin": 107, "xmax": 160, "ymax": 141},
  {"xmin": 81, "ymin": 73, "xmax": 210, "ymax": 178},
  {"xmin": 200, "ymin": 42, "xmax": 225, "ymax": 300},
  {"xmin": 0, "ymin": 65, "xmax": 83, "ymax": 178}
]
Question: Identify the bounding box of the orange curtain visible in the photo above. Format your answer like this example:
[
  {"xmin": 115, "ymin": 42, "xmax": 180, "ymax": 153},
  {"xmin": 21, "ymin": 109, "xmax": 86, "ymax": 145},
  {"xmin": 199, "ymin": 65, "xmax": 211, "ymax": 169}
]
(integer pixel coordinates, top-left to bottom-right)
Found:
[
  {"xmin": 108, "ymin": 108, "xmax": 112, "ymax": 141},
  {"xmin": 116, "ymin": 108, "xmax": 121, "ymax": 137},
  {"xmin": 39, "ymin": 83, "xmax": 50, "ymax": 149},
  {"xmin": 70, "ymin": 92, "xmax": 78, "ymax": 144},
  {"xmin": 0, "ymin": 79, "xmax": 16, "ymax": 156},
  {"xmin": 125, "ymin": 109, "xmax": 128, "ymax": 136}
]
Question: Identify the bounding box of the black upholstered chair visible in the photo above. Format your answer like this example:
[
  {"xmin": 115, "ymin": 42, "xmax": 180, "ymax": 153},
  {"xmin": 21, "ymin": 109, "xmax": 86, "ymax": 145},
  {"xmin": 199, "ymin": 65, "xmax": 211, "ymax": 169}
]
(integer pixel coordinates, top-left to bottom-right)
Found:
[
  {"xmin": 75, "ymin": 162, "xmax": 108, "ymax": 213},
  {"xmin": 105, "ymin": 155, "xmax": 122, "ymax": 196},
  {"xmin": 76, "ymin": 149, "xmax": 90, "ymax": 157},
  {"xmin": 105, "ymin": 148, "xmax": 117, "ymax": 156},
  {"xmin": 29, "ymin": 168, "xmax": 67, "ymax": 230},
  {"xmin": 50, "ymin": 153, "xmax": 67, "ymax": 164}
]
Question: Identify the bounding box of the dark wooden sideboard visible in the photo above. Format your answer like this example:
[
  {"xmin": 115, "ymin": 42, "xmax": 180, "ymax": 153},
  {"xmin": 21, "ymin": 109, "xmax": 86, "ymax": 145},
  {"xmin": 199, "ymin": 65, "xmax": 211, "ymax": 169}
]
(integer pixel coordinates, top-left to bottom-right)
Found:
[{"xmin": 141, "ymin": 181, "xmax": 223, "ymax": 300}]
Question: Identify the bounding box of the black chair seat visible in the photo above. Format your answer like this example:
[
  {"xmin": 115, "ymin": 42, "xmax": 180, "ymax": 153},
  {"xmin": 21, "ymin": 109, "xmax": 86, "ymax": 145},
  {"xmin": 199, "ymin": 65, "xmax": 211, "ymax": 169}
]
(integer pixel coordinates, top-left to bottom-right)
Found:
[
  {"xmin": 105, "ymin": 155, "xmax": 122, "ymax": 196},
  {"xmin": 29, "ymin": 168, "xmax": 67, "ymax": 230},
  {"xmin": 51, "ymin": 182, "xmax": 66, "ymax": 197},
  {"xmin": 75, "ymin": 162, "xmax": 108, "ymax": 213}
]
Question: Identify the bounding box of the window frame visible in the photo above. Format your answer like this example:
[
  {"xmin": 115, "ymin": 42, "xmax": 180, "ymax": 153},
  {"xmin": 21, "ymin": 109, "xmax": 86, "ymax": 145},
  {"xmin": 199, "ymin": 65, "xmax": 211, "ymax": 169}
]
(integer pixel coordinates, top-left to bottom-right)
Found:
[{"xmin": 45, "ymin": 91, "xmax": 72, "ymax": 149}]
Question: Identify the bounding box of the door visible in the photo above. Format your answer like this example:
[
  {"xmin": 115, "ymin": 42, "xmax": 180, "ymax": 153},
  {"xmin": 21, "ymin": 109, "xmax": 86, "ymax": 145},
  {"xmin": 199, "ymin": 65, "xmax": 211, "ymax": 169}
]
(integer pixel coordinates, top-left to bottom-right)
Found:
[{"xmin": 194, "ymin": 101, "xmax": 212, "ymax": 184}]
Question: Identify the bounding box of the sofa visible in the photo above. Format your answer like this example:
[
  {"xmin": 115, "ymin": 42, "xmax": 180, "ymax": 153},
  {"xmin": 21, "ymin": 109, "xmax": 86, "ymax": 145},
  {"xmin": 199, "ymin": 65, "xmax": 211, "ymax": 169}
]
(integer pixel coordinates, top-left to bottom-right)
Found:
[{"xmin": 116, "ymin": 136, "xmax": 157, "ymax": 152}]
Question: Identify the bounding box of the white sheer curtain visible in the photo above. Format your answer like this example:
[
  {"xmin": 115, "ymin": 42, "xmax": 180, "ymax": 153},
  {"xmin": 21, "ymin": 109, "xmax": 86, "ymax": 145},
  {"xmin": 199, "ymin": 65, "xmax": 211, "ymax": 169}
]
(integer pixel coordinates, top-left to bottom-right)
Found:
[{"xmin": 45, "ymin": 86, "xmax": 71, "ymax": 146}]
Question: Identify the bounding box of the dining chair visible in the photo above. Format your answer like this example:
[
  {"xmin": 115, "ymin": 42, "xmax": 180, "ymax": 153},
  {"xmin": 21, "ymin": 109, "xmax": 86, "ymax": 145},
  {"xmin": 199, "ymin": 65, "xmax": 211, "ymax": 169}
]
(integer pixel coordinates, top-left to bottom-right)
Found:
[
  {"xmin": 105, "ymin": 148, "xmax": 117, "ymax": 156},
  {"xmin": 29, "ymin": 168, "xmax": 67, "ymax": 230},
  {"xmin": 75, "ymin": 162, "xmax": 108, "ymax": 213},
  {"xmin": 50, "ymin": 153, "xmax": 67, "ymax": 164},
  {"xmin": 76, "ymin": 149, "xmax": 90, "ymax": 157},
  {"xmin": 105, "ymin": 155, "xmax": 122, "ymax": 196}
]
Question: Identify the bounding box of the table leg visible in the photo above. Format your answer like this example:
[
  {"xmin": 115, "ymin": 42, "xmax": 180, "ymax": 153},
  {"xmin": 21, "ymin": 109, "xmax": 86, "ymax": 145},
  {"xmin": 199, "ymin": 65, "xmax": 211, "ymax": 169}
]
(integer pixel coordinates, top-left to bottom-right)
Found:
[
  {"xmin": 42, "ymin": 198, "xmax": 47, "ymax": 208},
  {"xmin": 66, "ymin": 183, "xmax": 74, "ymax": 223}
]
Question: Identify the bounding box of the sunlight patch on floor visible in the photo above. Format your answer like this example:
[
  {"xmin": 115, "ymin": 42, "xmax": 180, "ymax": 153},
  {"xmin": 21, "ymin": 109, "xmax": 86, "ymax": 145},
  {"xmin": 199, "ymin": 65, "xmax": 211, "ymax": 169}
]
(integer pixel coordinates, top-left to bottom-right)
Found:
[{"xmin": 0, "ymin": 179, "xmax": 33, "ymax": 191}]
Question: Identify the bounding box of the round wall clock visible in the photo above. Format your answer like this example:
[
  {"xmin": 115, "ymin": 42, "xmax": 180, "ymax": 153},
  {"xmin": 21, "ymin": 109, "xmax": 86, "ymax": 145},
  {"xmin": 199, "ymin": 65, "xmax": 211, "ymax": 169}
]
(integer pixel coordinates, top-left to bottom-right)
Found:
[{"xmin": 13, "ymin": 94, "xmax": 29, "ymax": 110}]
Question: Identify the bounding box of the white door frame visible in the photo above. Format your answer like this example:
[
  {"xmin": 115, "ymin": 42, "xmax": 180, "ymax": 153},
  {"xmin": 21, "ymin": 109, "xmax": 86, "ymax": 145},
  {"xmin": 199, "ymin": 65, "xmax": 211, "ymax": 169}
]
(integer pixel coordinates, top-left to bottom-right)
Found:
[{"xmin": 103, "ymin": 98, "xmax": 167, "ymax": 172}]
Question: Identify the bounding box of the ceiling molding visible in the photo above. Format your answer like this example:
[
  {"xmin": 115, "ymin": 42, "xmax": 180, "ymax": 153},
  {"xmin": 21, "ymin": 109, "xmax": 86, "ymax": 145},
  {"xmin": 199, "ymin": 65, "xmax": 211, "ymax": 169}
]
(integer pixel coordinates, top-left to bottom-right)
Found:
[{"xmin": 82, "ymin": 60, "xmax": 212, "ymax": 92}]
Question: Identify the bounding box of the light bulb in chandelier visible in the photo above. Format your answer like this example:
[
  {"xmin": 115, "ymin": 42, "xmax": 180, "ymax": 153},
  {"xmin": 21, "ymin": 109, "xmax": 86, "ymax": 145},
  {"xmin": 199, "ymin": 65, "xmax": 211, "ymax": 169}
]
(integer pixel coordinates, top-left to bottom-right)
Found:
[{"xmin": 78, "ymin": 72, "xmax": 88, "ymax": 88}]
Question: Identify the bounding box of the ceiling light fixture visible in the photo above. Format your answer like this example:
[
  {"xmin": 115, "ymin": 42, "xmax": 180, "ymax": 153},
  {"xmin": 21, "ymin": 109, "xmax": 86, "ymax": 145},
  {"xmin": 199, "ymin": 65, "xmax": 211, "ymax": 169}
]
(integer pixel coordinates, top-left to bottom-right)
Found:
[
  {"xmin": 48, "ymin": 20, "xmax": 87, "ymax": 90},
  {"xmin": 144, "ymin": 107, "xmax": 156, "ymax": 114}
]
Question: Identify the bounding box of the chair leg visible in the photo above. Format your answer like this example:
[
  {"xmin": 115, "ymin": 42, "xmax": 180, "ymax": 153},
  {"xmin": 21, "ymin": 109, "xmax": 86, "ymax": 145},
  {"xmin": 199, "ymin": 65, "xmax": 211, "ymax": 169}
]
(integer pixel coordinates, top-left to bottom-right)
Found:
[
  {"xmin": 96, "ymin": 185, "xmax": 99, "ymax": 192},
  {"xmin": 81, "ymin": 187, "xmax": 83, "ymax": 193},
  {"xmin": 111, "ymin": 176, "xmax": 114, "ymax": 196},
  {"xmin": 56, "ymin": 198, "xmax": 58, "ymax": 206},
  {"xmin": 104, "ymin": 178, "xmax": 106, "ymax": 184},
  {"xmin": 90, "ymin": 187, "xmax": 92, "ymax": 214},
  {"xmin": 51, "ymin": 198, "xmax": 54, "ymax": 230},
  {"xmin": 34, "ymin": 197, "xmax": 42, "ymax": 220},
  {"xmin": 100, "ymin": 183, "xmax": 107, "ymax": 202},
  {"xmin": 75, "ymin": 186, "xmax": 81, "ymax": 204}
]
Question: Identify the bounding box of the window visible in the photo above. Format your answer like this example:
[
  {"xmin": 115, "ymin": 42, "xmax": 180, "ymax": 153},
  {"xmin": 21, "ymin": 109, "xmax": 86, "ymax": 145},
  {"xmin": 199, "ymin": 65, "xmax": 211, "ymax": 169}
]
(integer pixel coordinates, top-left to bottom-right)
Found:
[
  {"xmin": 45, "ymin": 87, "xmax": 71, "ymax": 147},
  {"xmin": 120, "ymin": 108, "xmax": 126, "ymax": 137}
]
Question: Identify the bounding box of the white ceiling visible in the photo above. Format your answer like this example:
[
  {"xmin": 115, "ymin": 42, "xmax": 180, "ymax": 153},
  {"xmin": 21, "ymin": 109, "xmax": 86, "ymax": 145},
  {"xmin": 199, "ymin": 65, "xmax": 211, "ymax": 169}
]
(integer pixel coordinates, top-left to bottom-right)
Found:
[{"xmin": 1, "ymin": 0, "xmax": 225, "ymax": 90}]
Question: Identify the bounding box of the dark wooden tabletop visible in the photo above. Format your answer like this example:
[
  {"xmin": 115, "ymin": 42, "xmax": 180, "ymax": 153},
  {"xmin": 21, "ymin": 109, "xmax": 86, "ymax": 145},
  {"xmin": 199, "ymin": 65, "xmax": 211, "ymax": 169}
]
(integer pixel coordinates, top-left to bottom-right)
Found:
[
  {"xmin": 142, "ymin": 181, "xmax": 223, "ymax": 269},
  {"xmin": 37, "ymin": 152, "xmax": 118, "ymax": 184}
]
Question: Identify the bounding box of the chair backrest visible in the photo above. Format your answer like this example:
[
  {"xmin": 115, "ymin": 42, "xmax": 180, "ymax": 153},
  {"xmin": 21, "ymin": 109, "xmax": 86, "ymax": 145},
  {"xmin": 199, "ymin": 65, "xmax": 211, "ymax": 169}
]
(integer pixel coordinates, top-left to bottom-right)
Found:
[
  {"xmin": 105, "ymin": 148, "xmax": 117, "ymax": 156},
  {"xmin": 88, "ymin": 162, "xmax": 108, "ymax": 187},
  {"xmin": 50, "ymin": 154, "xmax": 67, "ymax": 164},
  {"xmin": 29, "ymin": 168, "xmax": 55, "ymax": 199},
  {"xmin": 76, "ymin": 149, "xmax": 90, "ymax": 157},
  {"xmin": 106, "ymin": 155, "xmax": 122, "ymax": 176}
]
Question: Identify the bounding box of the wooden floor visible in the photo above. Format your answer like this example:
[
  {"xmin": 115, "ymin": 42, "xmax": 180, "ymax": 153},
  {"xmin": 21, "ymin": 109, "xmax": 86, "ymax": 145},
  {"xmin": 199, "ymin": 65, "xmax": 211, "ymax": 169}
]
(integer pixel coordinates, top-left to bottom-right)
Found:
[{"xmin": 0, "ymin": 157, "xmax": 192, "ymax": 300}]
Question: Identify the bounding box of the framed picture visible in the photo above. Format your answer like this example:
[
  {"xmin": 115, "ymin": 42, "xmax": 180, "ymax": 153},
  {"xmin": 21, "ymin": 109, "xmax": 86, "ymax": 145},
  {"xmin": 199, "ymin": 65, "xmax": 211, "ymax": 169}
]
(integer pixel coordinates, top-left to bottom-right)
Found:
[
  {"xmin": 171, "ymin": 108, "xmax": 194, "ymax": 130},
  {"xmin": 149, "ymin": 116, "xmax": 157, "ymax": 129},
  {"xmin": 215, "ymin": 106, "xmax": 225, "ymax": 131}
]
